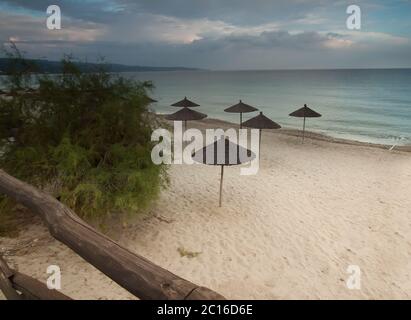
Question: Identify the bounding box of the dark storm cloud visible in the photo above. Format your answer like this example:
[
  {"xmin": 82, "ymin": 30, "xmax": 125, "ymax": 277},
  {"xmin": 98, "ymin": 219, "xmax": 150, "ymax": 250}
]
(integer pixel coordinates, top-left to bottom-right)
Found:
[
  {"xmin": 1, "ymin": 0, "xmax": 122, "ymax": 23},
  {"xmin": 1, "ymin": 0, "xmax": 346, "ymax": 25},
  {"xmin": 1, "ymin": 0, "xmax": 410, "ymax": 69},
  {"xmin": 10, "ymin": 26, "xmax": 411, "ymax": 70},
  {"xmin": 116, "ymin": 0, "xmax": 336, "ymax": 25}
]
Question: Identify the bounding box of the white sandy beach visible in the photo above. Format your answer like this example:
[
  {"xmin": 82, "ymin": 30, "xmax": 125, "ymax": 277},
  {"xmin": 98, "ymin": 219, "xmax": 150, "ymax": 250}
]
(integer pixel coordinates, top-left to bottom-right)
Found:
[{"xmin": 1, "ymin": 119, "xmax": 411, "ymax": 300}]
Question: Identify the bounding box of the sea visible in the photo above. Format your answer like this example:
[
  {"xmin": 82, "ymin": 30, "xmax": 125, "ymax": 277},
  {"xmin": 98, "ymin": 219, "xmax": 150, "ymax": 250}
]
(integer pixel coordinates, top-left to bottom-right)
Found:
[{"xmin": 129, "ymin": 69, "xmax": 411, "ymax": 146}]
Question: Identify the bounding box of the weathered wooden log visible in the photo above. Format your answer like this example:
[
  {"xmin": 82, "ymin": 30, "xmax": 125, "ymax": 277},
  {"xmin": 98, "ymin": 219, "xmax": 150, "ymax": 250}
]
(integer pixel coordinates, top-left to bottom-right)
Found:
[
  {"xmin": 0, "ymin": 256, "xmax": 22, "ymax": 300},
  {"xmin": 0, "ymin": 170, "xmax": 225, "ymax": 300},
  {"xmin": 0, "ymin": 256, "xmax": 71, "ymax": 300}
]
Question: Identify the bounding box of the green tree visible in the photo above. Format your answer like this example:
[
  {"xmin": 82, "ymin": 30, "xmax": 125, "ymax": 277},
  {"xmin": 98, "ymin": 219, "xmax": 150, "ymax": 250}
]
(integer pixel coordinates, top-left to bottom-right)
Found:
[{"xmin": 0, "ymin": 44, "xmax": 167, "ymax": 227}]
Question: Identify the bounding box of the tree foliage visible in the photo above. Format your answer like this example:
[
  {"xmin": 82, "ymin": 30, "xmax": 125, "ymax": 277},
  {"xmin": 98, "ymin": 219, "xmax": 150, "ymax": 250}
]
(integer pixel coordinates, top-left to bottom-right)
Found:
[{"xmin": 0, "ymin": 44, "xmax": 167, "ymax": 222}]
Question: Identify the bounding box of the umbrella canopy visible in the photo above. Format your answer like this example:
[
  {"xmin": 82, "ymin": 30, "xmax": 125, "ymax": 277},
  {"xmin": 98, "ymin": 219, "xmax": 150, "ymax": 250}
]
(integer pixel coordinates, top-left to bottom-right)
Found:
[
  {"xmin": 165, "ymin": 107, "xmax": 207, "ymax": 121},
  {"xmin": 242, "ymin": 112, "xmax": 281, "ymax": 159},
  {"xmin": 192, "ymin": 137, "xmax": 255, "ymax": 206},
  {"xmin": 171, "ymin": 96, "xmax": 200, "ymax": 108},
  {"xmin": 242, "ymin": 111, "xmax": 281, "ymax": 129},
  {"xmin": 165, "ymin": 107, "xmax": 207, "ymax": 132},
  {"xmin": 224, "ymin": 100, "xmax": 258, "ymax": 113},
  {"xmin": 289, "ymin": 104, "xmax": 321, "ymax": 118},
  {"xmin": 192, "ymin": 137, "xmax": 255, "ymax": 166},
  {"xmin": 224, "ymin": 100, "xmax": 258, "ymax": 128},
  {"xmin": 145, "ymin": 96, "xmax": 158, "ymax": 103},
  {"xmin": 289, "ymin": 104, "xmax": 322, "ymax": 142}
]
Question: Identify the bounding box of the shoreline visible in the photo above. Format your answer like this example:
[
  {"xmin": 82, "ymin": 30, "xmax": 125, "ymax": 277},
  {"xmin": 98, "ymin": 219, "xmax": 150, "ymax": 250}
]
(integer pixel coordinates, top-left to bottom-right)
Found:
[
  {"xmin": 170, "ymin": 117, "xmax": 411, "ymax": 153},
  {"xmin": 1, "ymin": 117, "xmax": 411, "ymax": 300}
]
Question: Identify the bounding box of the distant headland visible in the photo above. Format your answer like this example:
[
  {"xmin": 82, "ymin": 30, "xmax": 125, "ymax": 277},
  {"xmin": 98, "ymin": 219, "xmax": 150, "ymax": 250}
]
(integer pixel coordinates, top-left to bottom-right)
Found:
[{"xmin": 0, "ymin": 58, "xmax": 200, "ymax": 75}]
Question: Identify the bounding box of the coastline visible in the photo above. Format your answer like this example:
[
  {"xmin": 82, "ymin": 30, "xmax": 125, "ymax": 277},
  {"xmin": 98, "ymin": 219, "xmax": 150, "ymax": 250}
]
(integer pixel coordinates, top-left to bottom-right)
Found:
[
  {"xmin": 180, "ymin": 117, "xmax": 411, "ymax": 153},
  {"xmin": 1, "ymin": 117, "xmax": 411, "ymax": 300}
]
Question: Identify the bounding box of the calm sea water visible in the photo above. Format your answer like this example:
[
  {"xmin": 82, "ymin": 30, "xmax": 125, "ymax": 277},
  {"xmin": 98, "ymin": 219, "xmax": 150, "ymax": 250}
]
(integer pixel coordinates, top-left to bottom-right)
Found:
[{"xmin": 129, "ymin": 69, "xmax": 411, "ymax": 146}]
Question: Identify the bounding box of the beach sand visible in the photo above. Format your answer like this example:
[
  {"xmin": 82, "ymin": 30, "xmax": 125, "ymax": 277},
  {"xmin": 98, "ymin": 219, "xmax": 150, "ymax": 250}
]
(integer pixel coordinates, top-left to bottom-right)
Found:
[{"xmin": 1, "ymin": 119, "xmax": 411, "ymax": 300}]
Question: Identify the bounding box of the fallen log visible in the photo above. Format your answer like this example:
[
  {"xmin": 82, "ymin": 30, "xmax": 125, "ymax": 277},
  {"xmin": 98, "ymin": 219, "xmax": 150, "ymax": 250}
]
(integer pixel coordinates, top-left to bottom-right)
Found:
[{"xmin": 0, "ymin": 169, "xmax": 225, "ymax": 300}]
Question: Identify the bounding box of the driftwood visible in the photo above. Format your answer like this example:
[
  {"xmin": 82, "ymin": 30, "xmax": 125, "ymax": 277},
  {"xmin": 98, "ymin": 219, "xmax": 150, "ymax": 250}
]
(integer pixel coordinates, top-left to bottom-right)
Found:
[
  {"xmin": 0, "ymin": 169, "xmax": 225, "ymax": 300},
  {"xmin": 0, "ymin": 256, "xmax": 71, "ymax": 300}
]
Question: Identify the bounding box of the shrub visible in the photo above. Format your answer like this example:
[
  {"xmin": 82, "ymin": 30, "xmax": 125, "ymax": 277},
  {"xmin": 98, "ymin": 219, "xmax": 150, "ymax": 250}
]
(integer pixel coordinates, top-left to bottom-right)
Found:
[{"xmin": 0, "ymin": 44, "xmax": 167, "ymax": 224}]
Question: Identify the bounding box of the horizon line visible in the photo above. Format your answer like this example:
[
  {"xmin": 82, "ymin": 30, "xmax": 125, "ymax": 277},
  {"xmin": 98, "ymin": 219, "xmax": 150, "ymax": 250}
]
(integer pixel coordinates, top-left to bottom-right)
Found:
[
  {"xmin": 3, "ymin": 56, "xmax": 411, "ymax": 72},
  {"xmin": 205, "ymin": 67, "xmax": 411, "ymax": 72}
]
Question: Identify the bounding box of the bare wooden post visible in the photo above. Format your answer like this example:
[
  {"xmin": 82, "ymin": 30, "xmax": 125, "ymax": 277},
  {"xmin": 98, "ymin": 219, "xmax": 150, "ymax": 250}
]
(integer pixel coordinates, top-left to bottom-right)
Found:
[
  {"xmin": 219, "ymin": 165, "xmax": 224, "ymax": 207},
  {"xmin": 302, "ymin": 116, "xmax": 306, "ymax": 143},
  {"xmin": 0, "ymin": 169, "xmax": 224, "ymax": 300}
]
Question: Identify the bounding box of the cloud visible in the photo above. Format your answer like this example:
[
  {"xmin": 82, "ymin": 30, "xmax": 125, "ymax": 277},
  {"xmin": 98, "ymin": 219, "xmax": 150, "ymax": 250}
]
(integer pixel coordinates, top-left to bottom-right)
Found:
[
  {"xmin": 9, "ymin": 27, "xmax": 410, "ymax": 70},
  {"xmin": 292, "ymin": 12, "xmax": 329, "ymax": 25},
  {"xmin": 103, "ymin": 12, "xmax": 283, "ymax": 45},
  {"xmin": 0, "ymin": 11, "xmax": 105, "ymax": 43},
  {"xmin": 0, "ymin": 0, "xmax": 355, "ymax": 26},
  {"xmin": 347, "ymin": 31, "xmax": 411, "ymax": 46},
  {"xmin": 0, "ymin": 0, "xmax": 410, "ymax": 69},
  {"xmin": 0, "ymin": 0, "xmax": 122, "ymax": 23}
]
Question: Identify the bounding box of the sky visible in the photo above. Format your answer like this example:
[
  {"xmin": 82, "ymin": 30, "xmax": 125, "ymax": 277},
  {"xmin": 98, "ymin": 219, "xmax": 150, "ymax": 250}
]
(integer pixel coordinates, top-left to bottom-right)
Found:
[{"xmin": 0, "ymin": 0, "xmax": 410, "ymax": 69}]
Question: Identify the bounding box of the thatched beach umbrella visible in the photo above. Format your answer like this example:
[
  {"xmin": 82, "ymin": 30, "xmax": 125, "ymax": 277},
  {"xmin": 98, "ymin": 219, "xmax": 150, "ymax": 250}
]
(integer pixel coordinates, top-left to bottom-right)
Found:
[
  {"xmin": 224, "ymin": 100, "xmax": 258, "ymax": 129},
  {"xmin": 146, "ymin": 96, "xmax": 158, "ymax": 103},
  {"xmin": 289, "ymin": 104, "xmax": 322, "ymax": 142},
  {"xmin": 171, "ymin": 96, "xmax": 200, "ymax": 108},
  {"xmin": 242, "ymin": 111, "xmax": 281, "ymax": 159},
  {"xmin": 165, "ymin": 107, "xmax": 207, "ymax": 132},
  {"xmin": 192, "ymin": 137, "xmax": 255, "ymax": 207}
]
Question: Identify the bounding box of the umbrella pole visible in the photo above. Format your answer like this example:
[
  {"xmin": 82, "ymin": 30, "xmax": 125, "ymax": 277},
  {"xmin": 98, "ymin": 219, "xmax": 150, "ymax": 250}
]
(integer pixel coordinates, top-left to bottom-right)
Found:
[
  {"xmin": 259, "ymin": 129, "xmax": 262, "ymax": 160},
  {"xmin": 219, "ymin": 165, "xmax": 224, "ymax": 207},
  {"xmin": 302, "ymin": 117, "xmax": 306, "ymax": 143},
  {"xmin": 183, "ymin": 120, "xmax": 187, "ymax": 147},
  {"xmin": 240, "ymin": 113, "xmax": 242, "ymax": 129}
]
